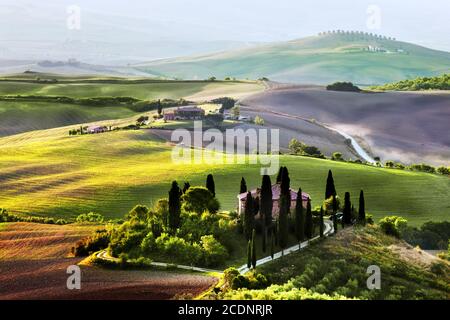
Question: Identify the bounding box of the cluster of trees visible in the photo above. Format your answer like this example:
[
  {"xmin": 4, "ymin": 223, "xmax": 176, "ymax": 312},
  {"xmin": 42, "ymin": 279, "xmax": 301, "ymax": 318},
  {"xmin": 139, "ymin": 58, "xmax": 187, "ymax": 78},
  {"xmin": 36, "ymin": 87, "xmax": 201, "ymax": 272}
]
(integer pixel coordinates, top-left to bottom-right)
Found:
[
  {"xmin": 0, "ymin": 208, "xmax": 67, "ymax": 225},
  {"xmin": 100, "ymin": 174, "xmax": 232, "ymax": 267},
  {"xmin": 326, "ymin": 82, "xmax": 361, "ymax": 92},
  {"xmin": 385, "ymin": 161, "xmax": 449, "ymax": 176},
  {"xmin": 324, "ymin": 170, "xmax": 368, "ymax": 231},
  {"xmin": 318, "ymin": 30, "xmax": 396, "ymax": 41},
  {"xmin": 372, "ymin": 74, "xmax": 449, "ymax": 91},
  {"xmin": 387, "ymin": 219, "xmax": 450, "ymax": 250},
  {"xmin": 288, "ymin": 139, "xmax": 324, "ymax": 158},
  {"xmin": 240, "ymin": 167, "xmax": 368, "ymax": 269}
]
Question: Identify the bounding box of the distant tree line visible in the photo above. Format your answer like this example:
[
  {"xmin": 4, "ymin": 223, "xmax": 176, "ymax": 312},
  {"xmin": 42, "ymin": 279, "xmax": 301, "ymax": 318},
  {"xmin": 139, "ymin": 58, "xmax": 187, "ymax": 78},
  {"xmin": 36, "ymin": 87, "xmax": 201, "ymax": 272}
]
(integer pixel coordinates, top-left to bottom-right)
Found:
[{"xmin": 371, "ymin": 74, "xmax": 450, "ymax": 91}]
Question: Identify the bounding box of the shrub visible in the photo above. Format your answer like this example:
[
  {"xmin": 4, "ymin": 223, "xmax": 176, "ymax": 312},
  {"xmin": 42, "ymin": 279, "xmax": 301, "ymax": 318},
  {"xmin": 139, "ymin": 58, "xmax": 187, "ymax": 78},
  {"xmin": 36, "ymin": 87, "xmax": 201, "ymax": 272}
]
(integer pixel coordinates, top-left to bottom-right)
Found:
[
  {"xmin": 72, "ymin": 229, "xmax": 111, "ymax": 257},
  {"xmin": 254, "ymin": 116, "xmax": 265, "ymax": 126},
  {"xmin": 76, "ymin": 212, "xmax": 104, "ymax": 223},
  {"xmin": 200, "ymin": 235, "xmax": 228, "ymax": 266},
  {"xmin": 378, "ymin": 216, "xmax": 407, "ymax": 238},
  {"xmin": 437, "ymin": 166, "xmax": 450, "ymax": 175}
]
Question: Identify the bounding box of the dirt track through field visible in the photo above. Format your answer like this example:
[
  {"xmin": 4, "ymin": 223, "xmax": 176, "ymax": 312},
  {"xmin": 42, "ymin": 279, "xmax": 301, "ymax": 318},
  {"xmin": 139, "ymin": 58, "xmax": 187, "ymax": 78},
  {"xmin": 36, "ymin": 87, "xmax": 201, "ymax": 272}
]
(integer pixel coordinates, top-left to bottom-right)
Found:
[{"xmin": 241, "ymin": 86, "xmax": 450, "ymax": 165}]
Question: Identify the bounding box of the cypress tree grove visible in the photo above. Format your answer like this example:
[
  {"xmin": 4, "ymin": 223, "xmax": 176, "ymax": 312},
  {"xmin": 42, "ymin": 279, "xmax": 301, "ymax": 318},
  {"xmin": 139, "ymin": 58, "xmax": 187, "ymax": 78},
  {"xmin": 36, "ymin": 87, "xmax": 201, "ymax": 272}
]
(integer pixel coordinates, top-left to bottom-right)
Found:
[
  {"xmin": 358, "ymin": 190, "xmax": 366, "ymax": 225},
  {"xmin": 251, "ymin": 229, "xmax": 257, "ymax": 269},
  {"xmin": 294, "ymin": 188, "xmax": 305, "ymax": 243},
  {"xmin": 157, "ymin": 99, "xmax": 162, "ymax": 115},
  {"xmin": 168, "ymin": 181, "xmax": 182, "ymax": 233},
  {"xmin": 247, "ymin": 239, "xmax": 251, "ymax": 268},
  {"xmin": 343, "ymin": 191, "xmax": 352, "ymax": 225},
  {"xmin": 260, "ymin": 175, "xmax": 273, "ymax": 227},
  {"xmin": 305, "ymin": 198, "xmax": 313, "ymax": 239},
  {"xmin": 243, "ymin": 192, "xmax": 255, "ymax": 240},
  {"xmin": 319, "ymin": 206, "xmax": 324, "ymax": 237},
  {"xmin": 206, "ymin": 174, "xmax": 216, "ymax": 197},
  {"xmin": 325, "ymin": 169, "xmax": 337, "ymax": 200},
  {"xmin": 240, "ymin": 177, "xmax": 247, "ymax": 194}
]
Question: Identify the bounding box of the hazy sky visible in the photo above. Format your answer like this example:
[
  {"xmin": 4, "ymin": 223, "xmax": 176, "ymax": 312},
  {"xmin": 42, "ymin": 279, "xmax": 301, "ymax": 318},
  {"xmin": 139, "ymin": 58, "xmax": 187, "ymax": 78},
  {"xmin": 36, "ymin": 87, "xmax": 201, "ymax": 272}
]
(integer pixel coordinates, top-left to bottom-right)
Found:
[{"xmin": 1, "ymin": 0, "xmax": 449, "ymax": 55}]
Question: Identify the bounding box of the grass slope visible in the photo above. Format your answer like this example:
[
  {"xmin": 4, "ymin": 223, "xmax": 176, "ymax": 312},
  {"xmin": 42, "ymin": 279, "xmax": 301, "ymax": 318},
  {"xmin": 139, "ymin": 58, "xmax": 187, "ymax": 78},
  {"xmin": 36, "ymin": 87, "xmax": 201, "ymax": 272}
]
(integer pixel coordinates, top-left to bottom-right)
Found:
[
  {"xmin": 0, "ymin": 127, "xmax": 448, "ymax": 225},
  {"xmin": 222, "ymin": 226, "xmax": 449, "ymax": 300},
  {"xmin": 136, "ymin": 33, "xmax": 450, "ymax": 85},
  {"xmin": 0, "ymin": 78, "xmax": 264, "ymax": 137}
]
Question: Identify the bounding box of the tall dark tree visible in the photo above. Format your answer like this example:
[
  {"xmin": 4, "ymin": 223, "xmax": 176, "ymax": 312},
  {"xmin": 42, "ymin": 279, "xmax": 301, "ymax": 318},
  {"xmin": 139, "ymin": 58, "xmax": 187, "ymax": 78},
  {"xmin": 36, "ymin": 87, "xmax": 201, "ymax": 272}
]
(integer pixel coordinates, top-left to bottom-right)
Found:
[
  {"xmin": 240, "ymin": 177, "xmax": 247, "ymax": 194},
  {"xmin": 262, "ymin": 226, "xmax": 267, "ymax": 253},
  {"xmin": 243, "ymin": 192, "xmax": 255, "ymax": 240},
  {"xmin": 168, "ymin": 181, "xmax": 182, "ymax": 232},
  {"xmin": 294, "ymin": 188, "xmax": 305, "ymax": 243},
  {"xmin": 358, "ymin": 190, "xmax": 366, "ymax": 225},
  {"xmin": 253, "ymin": 196, "xmax": 260, "ymax": 216},
  {"xmin": 333, "ymin": 211, "xmax": 338, "ymax": 234},
  {"xmin": 278, "ymin": 167, "xmax": 290, "ymax": 249},
  {"xmin": 157, "ymin": 99, "xmax": 162, "ymax": 115},
  {"xmin": 332, "ymin": 194, "xmax": 338, "ymax": 233},
  {"xmin": 325, "ymin": 169, "xmax": 337, "ymax": 200},
  {"xmin": 270, "ymin": 233, "xmax": 275, "ymax": 259},
  {"xmin": 343, "ymin": 191, "xmax": 352, "ymax": 225},
  {"xmin": 305, "ymin": 198, "xmax": 313, "ymax": 239},
  {"xmin": 251, "ymin": 229, "xmax": 257, "ymax": 269},
  {"xmin": 182, "ymin": 182, "xmax": 191, "ymax": 194},
  {"xmin": 319, "ymin": 206, "xmax": 324, "ymax": 237},
  {"xmin": 260, "ymin": 175, "xmax": 273, "ymax": 226},
  {"xmin": 206, "ymin": 174, "xmax": 215, "ymax": 197},
  {"xmin": 247, "ymin": 239, "xmax": 251, "ymax": 268},
  {"xmin": 276, "ymin": 167, "xmax": 284, "ymax": 184}
]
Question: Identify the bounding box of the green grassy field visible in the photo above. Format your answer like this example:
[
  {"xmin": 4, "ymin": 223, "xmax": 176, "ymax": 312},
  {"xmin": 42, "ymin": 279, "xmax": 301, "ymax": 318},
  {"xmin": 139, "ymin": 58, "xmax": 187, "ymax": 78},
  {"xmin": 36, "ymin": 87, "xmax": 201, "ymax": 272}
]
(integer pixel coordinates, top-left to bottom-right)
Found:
[
  {"xmin": 0, "ymin": 127, "xmax": 448, "ymax": 225},
  {"xmin": 0, "ymin": 79, "xmax": 263, "ymax": 101},
  {"xmin": 0, "ymin": 78, "xmax": 264, "ymax": 137},
  {"xmin": 137, "ymin": 34, "xmax": 450, "ymax": 85}
]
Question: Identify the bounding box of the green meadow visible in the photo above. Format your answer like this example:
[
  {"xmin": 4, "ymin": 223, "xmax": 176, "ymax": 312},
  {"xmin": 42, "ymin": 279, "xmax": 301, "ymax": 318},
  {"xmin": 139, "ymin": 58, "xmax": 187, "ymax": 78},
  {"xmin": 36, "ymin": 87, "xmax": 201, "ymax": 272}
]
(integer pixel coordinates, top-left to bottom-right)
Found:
[
  {"xmin": 0, "ymin": 78, "xmax": 264, "ymax": 137},
  {"xmin": 0, "ymin": 127, "xmax": 448, "ymax": 226}
]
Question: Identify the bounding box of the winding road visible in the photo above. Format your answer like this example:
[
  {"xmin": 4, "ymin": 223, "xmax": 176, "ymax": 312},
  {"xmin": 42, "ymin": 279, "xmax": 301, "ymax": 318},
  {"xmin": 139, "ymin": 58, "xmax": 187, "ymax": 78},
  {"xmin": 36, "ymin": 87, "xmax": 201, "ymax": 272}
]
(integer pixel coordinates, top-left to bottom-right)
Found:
[{"xmin": 94, "ymin": 220, "xmax": 334, "ymax": 275}]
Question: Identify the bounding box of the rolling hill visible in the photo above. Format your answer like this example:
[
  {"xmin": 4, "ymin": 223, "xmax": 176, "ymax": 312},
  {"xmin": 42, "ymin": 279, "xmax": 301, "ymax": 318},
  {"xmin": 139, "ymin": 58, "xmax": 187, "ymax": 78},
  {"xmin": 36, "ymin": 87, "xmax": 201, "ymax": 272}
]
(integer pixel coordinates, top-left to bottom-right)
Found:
[
  {"xmin": 0, "ymin": 76, "xmax": 264, "ymax": 137},
  {"xmin": 135, "ymin": 32, "xmax": 450, "ymax": 85},
  {"xmin": 0, "ymin": 121, "xmax": 448, "ymax": 226}
]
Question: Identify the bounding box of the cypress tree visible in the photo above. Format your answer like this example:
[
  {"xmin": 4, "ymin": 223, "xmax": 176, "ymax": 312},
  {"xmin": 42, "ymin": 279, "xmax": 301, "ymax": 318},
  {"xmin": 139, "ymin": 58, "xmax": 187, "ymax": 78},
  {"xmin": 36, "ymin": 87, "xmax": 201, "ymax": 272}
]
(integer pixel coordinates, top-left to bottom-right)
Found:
[
  {"xmin": 206, "ymin": 174, "xmax": 215, "ymax": 197},
  {"xmin": 168, "ymin": 181, "xmax": 182, "ymax": 233},
  {"xmin": 247, "ymin": 239, "xmax": 251, "ymax": 268},
  {"xmin": 251, "ymin": 229, "xmax": 257, "ymax": 269},
  {"xmin": 343, "ymin": 191, "xmax": 352, "ymax": 225},
  {"xmin": 262, "ymin": 226, "xmax": 267, "ymax": 253},
  {"xmin": 240, "ymin": 177, "xmax": 247, "ymax": 194},
  {"xmin": 332, "ymin": 194, "xmax": 338, "ymax": 233},
  {"xmin": 270, "ymin": 233, "xmax": 275, "ymax": 259},
  {"xmin": 260, "ymin": 175, "xmax": 273, "ymax": 227},
  {"xmin": 278, "ymin": 167, "xmax": 290, "ymax": 249},
  {"xmin": 305, "ymin": 198, "xmax": 313, "ymax": 239},
  {"xmin": 182, "ymin": 182, "xmax": 191, "ymax": 194},
  {"xmin": 253, "ymin": 196, "xmax": 260, "ymax": 216},
  {"xmin": 333, "ymin": 211, "xmax": 338, "ymax": 234},
  {"xmin": 276, "ymin": 166, "xmax": 284, "ymax": 184},
  {"xmin": 294, "ymin": 188, "xmax": 305, "ymax": 243},
  {"xmin": 358, "ymin": 190, "xmax": 366, "ymax": 225},
  {"xmin": 325, "ymin": 169, "xmax": 337, "ymax": 200},
  {"xmin": 243, "ymin": 192, "xmax": 254, "ymax": 240},
  {"xmin": 157, "ymin": 99, "xmax": 162, "ymax": 115},
  {"xmin": 319, "ymin": 206, "xmax": 324, "ymax": 237},
  {"xmin": 278, "ymin": 196, "xmax": 289, "ymax": 249}
]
